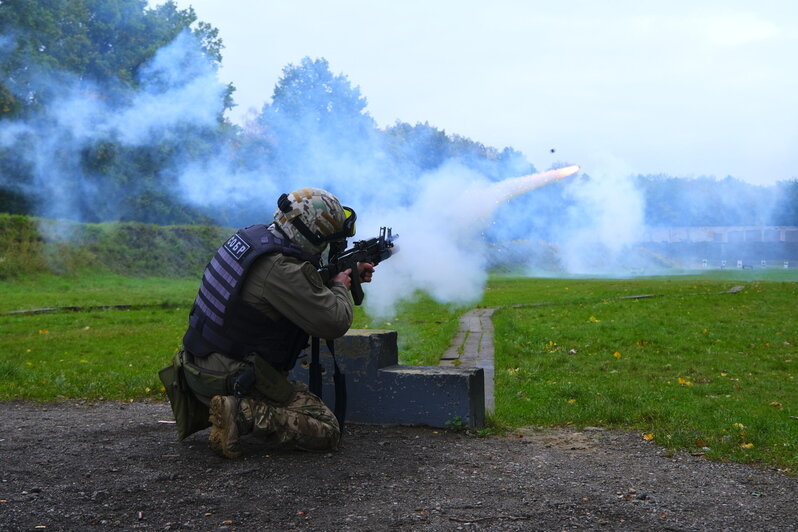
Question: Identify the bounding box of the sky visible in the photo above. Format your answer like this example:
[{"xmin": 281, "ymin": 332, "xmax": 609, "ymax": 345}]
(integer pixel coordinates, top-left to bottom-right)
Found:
[{"xmin": 158, "ymin": 1, "xmax": 798, "ymax": 185}]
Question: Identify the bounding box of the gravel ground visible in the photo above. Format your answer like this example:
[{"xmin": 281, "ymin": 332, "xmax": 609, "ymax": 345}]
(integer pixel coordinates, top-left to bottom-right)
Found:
[{"xmin": 1, "ymin": 400, "xmax": 796, "ymax": 531}]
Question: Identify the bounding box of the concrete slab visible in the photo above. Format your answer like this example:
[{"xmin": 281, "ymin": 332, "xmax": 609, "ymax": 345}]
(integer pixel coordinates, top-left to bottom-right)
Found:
[{"xmin": 289, "ymin": 330, "xmax": 485, "ymax": 428}]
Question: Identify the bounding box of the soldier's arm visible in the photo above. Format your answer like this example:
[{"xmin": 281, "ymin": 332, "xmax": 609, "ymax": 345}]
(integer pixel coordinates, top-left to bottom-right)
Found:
[{"xmin": 244, "ymin": 254, "xmax": 353, "ymax": 339}]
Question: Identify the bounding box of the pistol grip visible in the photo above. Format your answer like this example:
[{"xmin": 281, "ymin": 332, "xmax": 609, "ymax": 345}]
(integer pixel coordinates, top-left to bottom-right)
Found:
[{"xmin": 350, "ymin": 268, "xmax": 364, "ymax": 305}]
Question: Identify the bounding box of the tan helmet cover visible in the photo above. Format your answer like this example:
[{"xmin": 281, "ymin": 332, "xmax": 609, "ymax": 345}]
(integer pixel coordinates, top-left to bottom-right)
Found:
[{"xmin": 273, "ymin": 187, "xmax": 346, "ymax": 254}]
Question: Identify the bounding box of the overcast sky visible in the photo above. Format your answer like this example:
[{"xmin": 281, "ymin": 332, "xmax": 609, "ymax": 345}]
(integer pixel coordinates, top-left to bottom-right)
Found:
[{"xmin": 159, "ymin": 0, "xmax": 798, "ymax": 185}]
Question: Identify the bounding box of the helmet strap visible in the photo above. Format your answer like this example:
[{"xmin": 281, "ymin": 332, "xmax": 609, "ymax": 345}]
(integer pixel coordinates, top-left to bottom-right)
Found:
[{"xmin": 278, "ymin": 193, "xmax": 325, "ymax": 245}]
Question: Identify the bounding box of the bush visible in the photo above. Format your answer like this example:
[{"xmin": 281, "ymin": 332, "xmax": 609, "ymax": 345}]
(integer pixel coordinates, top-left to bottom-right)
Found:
[{"xmin": 0, "ymin": 213, "xmax": 231, "ymax": 279}]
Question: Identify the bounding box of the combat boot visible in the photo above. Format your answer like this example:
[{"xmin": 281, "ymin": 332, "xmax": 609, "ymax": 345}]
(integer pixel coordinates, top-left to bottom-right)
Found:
[{"xmin": 208, "ymin": 395, "xmax": 242, "ymax": 458}]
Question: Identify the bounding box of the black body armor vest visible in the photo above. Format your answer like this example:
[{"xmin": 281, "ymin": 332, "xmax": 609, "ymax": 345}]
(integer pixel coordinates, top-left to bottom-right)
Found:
[{"xmin": 182, "ymin": 224, "xmax": 317, "ymax": 370}]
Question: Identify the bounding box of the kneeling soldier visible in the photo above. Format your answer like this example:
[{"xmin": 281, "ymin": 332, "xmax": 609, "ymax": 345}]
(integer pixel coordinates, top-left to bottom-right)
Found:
[{"xmin": 162, "ymin": 187, "xmax": 374, "ymax": 457}]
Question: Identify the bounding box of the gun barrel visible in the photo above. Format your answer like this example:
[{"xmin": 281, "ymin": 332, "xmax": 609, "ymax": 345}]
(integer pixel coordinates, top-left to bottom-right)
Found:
[{"xmin": 376, "ymin": 244, "xmax": 397, "ymax": 263}]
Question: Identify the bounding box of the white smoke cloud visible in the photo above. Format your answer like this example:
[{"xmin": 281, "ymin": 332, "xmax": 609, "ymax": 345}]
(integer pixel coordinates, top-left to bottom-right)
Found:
[
  {"xmin": 354, "ymin": 164, "xmax": 593, "ymax": 316},
  {"xmin": 0, "ymin": 30, "xmax": 227, "ymax": 223},
  {"xmin": 360, "ymin": 163, "xmax": 492, "ymax": 316},
  {"xmin": 3, "ymin": 24, "xmax": 656, "ymax": 304},
  {"xmin": 4, "ymin": 23, "xmax": 787, "ymax": 317},
  {"xmin": 557, "ymin": 168, "xmax": 646, "ymax": 275},
  {"xmin": 0, "ymin": 22, "xmax": 671, "ymax": 319},
  {"xmin": 177, "ymin": 159, "xmax": 280, "ymax": 209},
  {"xmin": 119, "ymin": 32, "xmax": 225, "ymax": 144}
]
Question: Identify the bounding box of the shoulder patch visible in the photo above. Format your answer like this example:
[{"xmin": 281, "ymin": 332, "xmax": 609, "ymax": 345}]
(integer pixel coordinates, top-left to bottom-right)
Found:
[
  {"xmin": 301, "ymin": 262, "xmax": 325, "ymax": 290},
  {"xmin": 224, "ymin": 233, "xmax": 251, "ymax": 261}
]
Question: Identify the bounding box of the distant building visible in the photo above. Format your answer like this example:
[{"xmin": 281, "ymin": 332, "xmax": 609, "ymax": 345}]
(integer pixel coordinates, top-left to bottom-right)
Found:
[
  {"xmin": 641, "ymin": 226, "xmax": 798, "ymax": 244},
  {"xmin": 638, "ymin": 226, "xmax": 798, "ymax": 269}
]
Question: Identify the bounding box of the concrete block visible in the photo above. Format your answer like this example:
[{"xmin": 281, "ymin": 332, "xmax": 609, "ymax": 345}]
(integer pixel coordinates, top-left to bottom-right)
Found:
[{"xmin": 289, "ymin": 330, "xmax": 485, "ymax": 429}]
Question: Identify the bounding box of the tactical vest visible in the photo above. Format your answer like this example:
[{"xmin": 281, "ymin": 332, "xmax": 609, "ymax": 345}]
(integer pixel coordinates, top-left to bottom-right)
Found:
[{"xmin": 182, "ymin": 224, "xmax": 317, "ymax": 370}]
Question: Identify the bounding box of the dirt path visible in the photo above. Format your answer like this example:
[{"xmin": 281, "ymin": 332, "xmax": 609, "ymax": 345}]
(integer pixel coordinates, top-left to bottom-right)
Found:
[{"xmin": 1, "ymin": 401, "xmax": 796, "ymax": 531}]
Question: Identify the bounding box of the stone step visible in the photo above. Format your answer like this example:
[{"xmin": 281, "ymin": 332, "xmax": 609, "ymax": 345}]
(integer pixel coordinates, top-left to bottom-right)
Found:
[{"xmin": 290, "ymin": 330, "xmax": 485, "ymax": 429}]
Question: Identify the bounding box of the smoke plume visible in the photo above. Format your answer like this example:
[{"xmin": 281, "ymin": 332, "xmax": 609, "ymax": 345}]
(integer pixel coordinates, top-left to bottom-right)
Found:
[
  {"xmin": 2, "ymin": 28, "xmax": 790, "ymax": 317},
  {"xmin": 0, "ymin": 30, "xmax": 227, "ymax": 228}
]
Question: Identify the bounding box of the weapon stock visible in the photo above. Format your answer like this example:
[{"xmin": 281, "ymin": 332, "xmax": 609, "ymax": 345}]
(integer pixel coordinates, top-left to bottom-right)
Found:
[{"xmin": 318, "ymin": 227, "xmax": 398, "ymax": 305}]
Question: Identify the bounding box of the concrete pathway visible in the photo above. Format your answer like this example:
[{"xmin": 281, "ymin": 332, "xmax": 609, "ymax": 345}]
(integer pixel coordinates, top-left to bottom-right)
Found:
[{"xmin": 439, "ymin": 307, "xmax": 496, "ymax": 412}]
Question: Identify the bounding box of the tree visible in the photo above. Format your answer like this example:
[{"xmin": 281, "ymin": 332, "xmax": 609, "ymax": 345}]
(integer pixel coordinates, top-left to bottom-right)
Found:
[
  {"xmin": 257, "ymin": 57, "xmax": 378, "ymax": 185},
  {"xmin": 0, "ymin": 0, "xmax": 232, "ymax": 222},
  {"xmin": 0, "ymin": 0, "xmax": 225, "ymax": 113},
  {"xmin": 771, "ymin": 179, "xmax": 798, "ymax": 226},
  {"xmin": 382, "ymin": 121, "xmax": 450, "ymax": 172},
  {"xmin": 267, "ymin": 57, "xmax": 372, "ymax": 133},
  {"xmin": 637, "ymin": 175, "xmax": 778, "ymax": 227},
  {"xmin": 382, "ymin": 121, "xmax": 533, "ymax": 179}
]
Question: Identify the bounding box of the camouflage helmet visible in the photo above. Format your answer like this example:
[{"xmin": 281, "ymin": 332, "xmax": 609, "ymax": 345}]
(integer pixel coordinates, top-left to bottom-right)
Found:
[{"xmin": 273, "ymin": 187, "xmax": 356, "ymax": 254}]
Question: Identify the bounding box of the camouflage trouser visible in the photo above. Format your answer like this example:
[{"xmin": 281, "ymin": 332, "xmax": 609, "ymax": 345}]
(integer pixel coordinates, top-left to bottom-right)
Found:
[
  {"xmin": 187, "ymin": 351, "xmax": 340, "ymax": 451},
  {"xmin": 238, "ymin": 385, "xmax": 341, "ymax": 451}
]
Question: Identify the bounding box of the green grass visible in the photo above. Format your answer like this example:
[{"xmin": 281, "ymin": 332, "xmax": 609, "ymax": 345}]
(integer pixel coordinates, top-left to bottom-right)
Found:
[
  {"xmin": 1, "ymin": 270, "xmax": 796, "ymax": 470},
  {"xmin": 354, "ymin": 291, "xmax": 467, "ymax": 365},
  {"xmin": 0, "ymin": 274, "xmax": 463, "ymax": 401},
  {"xmin": 0, "ymin": 272, "xmax": 199, "ymax": 312},
  {"xmin": 1, "ymin": 307, "xmax": 186, "ymax": 400},
  {"xmin": 488, "ymin": 274, "xmax": 798, "ymax": 470}
]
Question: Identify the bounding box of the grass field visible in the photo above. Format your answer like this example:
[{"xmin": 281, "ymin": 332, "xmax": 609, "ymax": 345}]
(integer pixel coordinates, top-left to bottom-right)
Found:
[
  {"xmin": 0, "ymin": 273, "xmax": 462, "ymax": 400},
  {"xmin": 1, "ymin": 270, "xmax": 796, "ymax": 470},
  {"xmin": 484, "ymin": 272, "xmax": 797, "ymax": 470}
]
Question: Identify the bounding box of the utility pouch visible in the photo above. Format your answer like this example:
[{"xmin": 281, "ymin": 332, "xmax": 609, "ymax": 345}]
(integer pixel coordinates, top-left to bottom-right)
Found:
[
  {"xmin": 181, "ymin": 356, "xmax": 231, "ymax": 398},
  {"xmin": 159, "ymin": 350, "xmax": 211, "ymax": 441},
  {"xmin": 247, "ymin": 354, "xmax": 295, "ymax": 405}
]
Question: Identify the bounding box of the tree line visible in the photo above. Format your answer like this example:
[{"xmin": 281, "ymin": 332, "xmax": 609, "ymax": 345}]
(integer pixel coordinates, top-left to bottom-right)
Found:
[{"xmin": 1, "ymin": 0, "xmax": 796, "ymax": 229}]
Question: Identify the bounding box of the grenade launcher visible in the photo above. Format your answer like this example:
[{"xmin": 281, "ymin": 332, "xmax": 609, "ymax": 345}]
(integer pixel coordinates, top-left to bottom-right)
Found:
[{"xmin": 318, "ymin": 227, "xmax": 398, "ymax": 305}]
